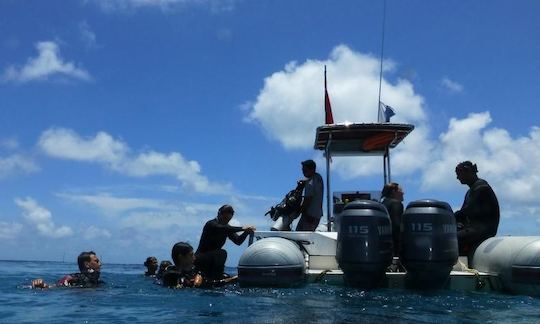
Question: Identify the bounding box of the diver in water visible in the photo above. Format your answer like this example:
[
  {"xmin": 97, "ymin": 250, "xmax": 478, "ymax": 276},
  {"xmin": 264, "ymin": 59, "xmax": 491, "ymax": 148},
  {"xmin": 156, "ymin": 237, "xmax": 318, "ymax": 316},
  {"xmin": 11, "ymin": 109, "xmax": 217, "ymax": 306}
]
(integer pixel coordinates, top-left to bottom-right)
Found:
[
  {"xmin": 454, "ymin": 161, "xmax": 500, "ymax": 263},
  {"xmin": 163, "ymin": 242, "xmax": 203, "ymax": 288},
  {"xmin": 163, "ymin": 242, "xmax": 237, "ymax": 288},
  {"xmin": 296, "ymin": 159, "xmax": 324, "ymax": 231},
  {"xmin": 381, "ymin": 182, "xmax": 404, "ymax": 257},
  {"xmin": 144, "ymin": 256, "xmax": 159, "ymax": 277},
  {"xmin": 31, "ymin": 251, "xmax": 103, "ymax": 289},
  {"xmin": 156, "ymin": 260, "xmax": 172, "ymax": 280},
  {"xmin": 195, "ymin": 205, "xmax": 255, "ymax": 280}
]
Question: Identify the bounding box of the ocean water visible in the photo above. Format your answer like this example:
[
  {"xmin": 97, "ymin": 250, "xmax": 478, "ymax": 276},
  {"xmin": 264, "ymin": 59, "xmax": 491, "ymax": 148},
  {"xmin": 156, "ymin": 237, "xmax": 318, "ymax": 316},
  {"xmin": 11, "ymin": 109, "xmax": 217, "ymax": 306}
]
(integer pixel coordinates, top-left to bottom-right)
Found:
[{"xmin": 1, "ymin": 260, "xmax": 538, "ymax": 323}]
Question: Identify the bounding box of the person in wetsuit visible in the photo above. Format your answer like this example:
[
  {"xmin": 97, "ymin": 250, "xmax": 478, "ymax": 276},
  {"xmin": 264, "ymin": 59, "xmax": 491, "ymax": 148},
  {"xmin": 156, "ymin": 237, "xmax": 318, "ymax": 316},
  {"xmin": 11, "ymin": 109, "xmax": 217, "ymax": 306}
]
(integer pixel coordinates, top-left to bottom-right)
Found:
[
  {"xmin": 296, "ymin": 159, "xmax": 324, "ymax": 231},
  {"xmin": 454, "ymin": 161, "xmax": 500, "ymax": 262},
  {"xmin": 144, "ymin": 256, "xmax": 158, "ymax": 277},
  {"xmin": 381, "ymin": 182, "xmax": 404, "ymax": 257},
  {"xmin": 31, "ymin": 251, "xmax": 103, "ymax": 289},
  {"xmin": 195, "ymin": 205, "xmax": 255, "ymax": 280},
  {"xmin": 162, "ymin": 242, "xmax": 203, "ymax": 288},
  {"xmin": 156, "ymin": 260, "xmax": 172, "ymax": 280},
  {"xmin": 162, "ymin": 242, "xmax": 237, "ymax": 288}
]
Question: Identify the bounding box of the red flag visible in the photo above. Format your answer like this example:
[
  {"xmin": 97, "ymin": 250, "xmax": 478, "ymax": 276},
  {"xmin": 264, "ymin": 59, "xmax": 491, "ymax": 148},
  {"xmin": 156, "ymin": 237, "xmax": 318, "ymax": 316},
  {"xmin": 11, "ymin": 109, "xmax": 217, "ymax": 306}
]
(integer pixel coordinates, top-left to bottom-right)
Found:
[{"xmin": 324, "ymin": 66, "xmax": 334, "ymax": 124}]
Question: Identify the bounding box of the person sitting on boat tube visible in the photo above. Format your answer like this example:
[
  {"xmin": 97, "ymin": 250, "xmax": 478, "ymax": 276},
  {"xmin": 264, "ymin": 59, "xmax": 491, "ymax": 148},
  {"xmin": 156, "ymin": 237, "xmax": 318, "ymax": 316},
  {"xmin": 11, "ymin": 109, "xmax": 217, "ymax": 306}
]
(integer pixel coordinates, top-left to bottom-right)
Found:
[
  {"xmin": 195, "ymin": 205, "xmax": 255, "ymax": 280},
  {"xmin": 454, "ymin": 161, "xmax": 500, "ymax": 260},
  {"xmin": 31, "ymin": 251, "xmax": 103, "ymax": 289},
  {"xmin": 380, "ymin": 182, "xmax": 404, "ymax": 257},
  {"xmin": 144, "ymin": 256, "xmax": 159, "ymax": 277},
  {"xmin": 163, "ymin": 242, "xmax": 237, "ymax": 288},
  {"xmin": 296, "ymin": 159, "xmax": 324, "ymax": 231}
]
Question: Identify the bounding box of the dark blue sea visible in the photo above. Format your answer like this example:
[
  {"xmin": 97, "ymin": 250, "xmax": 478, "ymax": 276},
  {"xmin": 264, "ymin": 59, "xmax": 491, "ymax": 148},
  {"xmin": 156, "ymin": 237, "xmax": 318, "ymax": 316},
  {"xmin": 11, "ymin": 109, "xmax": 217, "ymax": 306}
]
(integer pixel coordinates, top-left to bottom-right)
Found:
[{"xmin": 1, "ymin": 260, "xmax": 539, "ymax": 323}]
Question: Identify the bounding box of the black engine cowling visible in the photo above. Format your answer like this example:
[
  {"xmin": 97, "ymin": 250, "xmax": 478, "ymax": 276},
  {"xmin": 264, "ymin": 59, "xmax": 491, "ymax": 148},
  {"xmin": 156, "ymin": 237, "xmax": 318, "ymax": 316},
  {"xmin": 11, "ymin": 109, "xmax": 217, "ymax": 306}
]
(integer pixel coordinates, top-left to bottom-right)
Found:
[
  {"xmin": 336, "ymin": 200, "xmax": 393, "ymax": 288},
  {"xmin": 401, "ymin": 199, "xmax": 458, "ymax": 288}
]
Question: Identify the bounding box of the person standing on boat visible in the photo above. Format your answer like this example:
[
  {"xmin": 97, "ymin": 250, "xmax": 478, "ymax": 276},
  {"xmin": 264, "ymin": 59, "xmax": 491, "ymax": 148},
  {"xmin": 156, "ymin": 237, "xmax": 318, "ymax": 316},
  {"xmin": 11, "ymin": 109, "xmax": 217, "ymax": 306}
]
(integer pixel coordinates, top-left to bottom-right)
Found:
[
  {"xmin": 380, "ymin": 182, "xmax": 404, "ymax": 256},
  {"xmin": 454, "ymin": 161, "xmax": 500, "ymax": 261},
  {"xmin": 296, "ymin": 159, "xmax": 324, "ymax": 231},
  {"xmin": 195, "ymin": 205, "xmax": 255, "ymax": 279}
]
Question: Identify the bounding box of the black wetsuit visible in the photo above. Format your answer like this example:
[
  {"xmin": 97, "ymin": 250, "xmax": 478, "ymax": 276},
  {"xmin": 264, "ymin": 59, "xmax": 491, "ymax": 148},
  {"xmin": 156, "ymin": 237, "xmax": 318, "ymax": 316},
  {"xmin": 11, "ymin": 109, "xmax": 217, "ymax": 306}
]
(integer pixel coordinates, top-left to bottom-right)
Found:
[
  {"xmin": 162, "ymin": 265, "xmax": 235, "ymax": 288},
  {"xmin": 162, "ymin": 266, "xmax": 198, "ymax": 288},
  {"xmin": 57, "ymin": 272, "xmax": 102, "ymax": 288},
  {"xmin": 195, "ymin": 218, "xmax": 249, "ymax": 279},
  {"xmin": 382, "ymin": 197, "xmax": 404, "ymax": 256},
  {"xmin": 455, "ymin": 178, "xmax": 500, "ymax": 255}
]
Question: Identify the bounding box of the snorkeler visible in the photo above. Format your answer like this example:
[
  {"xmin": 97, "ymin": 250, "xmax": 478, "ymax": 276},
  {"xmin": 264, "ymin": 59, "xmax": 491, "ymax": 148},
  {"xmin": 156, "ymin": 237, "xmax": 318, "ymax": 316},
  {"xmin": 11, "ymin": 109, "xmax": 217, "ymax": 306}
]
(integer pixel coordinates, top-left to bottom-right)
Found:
[
  {"xmin": 195, "ymin": 205, "xmax": 255, "ymax": 280},
  {"xmin": 31, "ymin": 251, "xmax": 103, "ymax": 289},
  {"xmin": 454, "ymin": 161, "xmax": 500, "ymax": 262},
  {"xmin": 144, "ymin": 256, "xmax": 159, "ymax": 277},
  {"xmin": 162, "ymin": 242, "xmax": 237, "ymax": 288}
]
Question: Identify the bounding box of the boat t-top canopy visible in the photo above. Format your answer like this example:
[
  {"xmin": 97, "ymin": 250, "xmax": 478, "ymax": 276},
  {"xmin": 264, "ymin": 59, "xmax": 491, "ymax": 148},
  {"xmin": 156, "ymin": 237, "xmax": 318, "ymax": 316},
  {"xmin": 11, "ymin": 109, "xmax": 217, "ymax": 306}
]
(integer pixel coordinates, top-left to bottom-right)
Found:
[
  {"xmin": 314, "ymin": 123, "xmax": 415, "ymax": 231},
  {"xmin": 314, "ymin": 123, "xmax": 414, "ymax": 156}
]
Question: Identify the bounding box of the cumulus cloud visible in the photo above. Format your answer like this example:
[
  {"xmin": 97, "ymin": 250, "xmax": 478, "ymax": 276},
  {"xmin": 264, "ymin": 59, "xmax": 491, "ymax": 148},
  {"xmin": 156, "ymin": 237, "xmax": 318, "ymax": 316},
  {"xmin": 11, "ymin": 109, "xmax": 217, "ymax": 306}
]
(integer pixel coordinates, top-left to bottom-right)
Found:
[
  {"xmin": 247, "ymin": 45, "xmax": 425, "ymax": 150},
  {"xmin": 247, "ymin": 45, "xmax": 540, "ymax": 223},
  {"xmin": 0, "ymin": 154, "xmax": 39, "ymax": 178},
  {"xmin": 2, "ymin": 41, "xmax": 91, "ymax": 83},
  {"xmin": 38, "ymin": 127, "xmax": 228, "ymax": 193},
  {"xmin": 247, "ymin": 44, "xmax": 429, "ymax": 176},
  {"xmin": 421, "ymin": 112, "xmax": 540, "ymax": 205},
  {"xmin": 39, "ymin": 128, "xmax": 127, "ymax": 166},
  {"xmin": 15, "ymin": 197, "xmax": 73, "ymax": 238},
  {"xmin": 441, "ymin": 77, "xmax": 464, "ymax": 93},
  {"xmin": 0, "ymin": 222, "xmax": 23, "ymax": 240}
]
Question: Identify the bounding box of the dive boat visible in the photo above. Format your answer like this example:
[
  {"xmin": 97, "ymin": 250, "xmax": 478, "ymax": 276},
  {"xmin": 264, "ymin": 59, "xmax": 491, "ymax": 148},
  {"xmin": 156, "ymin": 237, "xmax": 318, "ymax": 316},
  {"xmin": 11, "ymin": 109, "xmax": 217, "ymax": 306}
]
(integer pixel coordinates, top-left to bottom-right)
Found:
[{"xmin": 237, "ymin": 122, "xmax": 540, "ymax": 297}]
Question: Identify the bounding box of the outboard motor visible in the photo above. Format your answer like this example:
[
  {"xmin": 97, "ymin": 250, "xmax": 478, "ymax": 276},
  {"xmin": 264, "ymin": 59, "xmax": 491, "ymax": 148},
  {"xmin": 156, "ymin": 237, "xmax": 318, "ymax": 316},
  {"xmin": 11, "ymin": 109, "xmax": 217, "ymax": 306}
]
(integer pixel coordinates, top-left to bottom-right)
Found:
[
  {"xmin": 401, "ymin": 199, "xmax": 458, "ymax": 289},
  {"xmin": 336, "ymin": 200, "xmax": 393, "ymax": 288},
  {"xmin": 473, "ymin": 236, "xmax": 540, "ymax": 297},
  {"xmin": 238, "ymin": 237, "xmax": 306, "ymax": 287}
]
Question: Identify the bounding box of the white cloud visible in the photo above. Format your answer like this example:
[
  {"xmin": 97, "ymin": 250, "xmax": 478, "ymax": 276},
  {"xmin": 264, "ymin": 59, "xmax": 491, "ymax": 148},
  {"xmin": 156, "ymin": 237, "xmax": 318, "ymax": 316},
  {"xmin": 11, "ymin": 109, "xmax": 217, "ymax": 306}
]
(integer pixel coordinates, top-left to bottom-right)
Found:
[
  {"xmin": 421, "ymin": 112, "xmax": 540, "ymax": 206},
  {"xmin": 247, "ymin": 45, "xmax": 540, "ymax": 223},
  {"xmin": 0, "ymin": 154, "xmax": 39, "ymax": 178},
  {"xmin": 39, "ymin": 128, "xmax": 128, "ymax": 166},
  {"xmin": 39, "ymin": 127, "xmax": 230, "ymax": 194},
  {"xmin": 59, "ymin": 193, "xmax": 174, "ymax": 215},
  {"xmin": 0, "ymin": 222, "xmax": 23, "ymax": 240},
  {"xmin": 247, "ymin": 45, "xmax": 425, "ymax": 151},
  {"xmin": 79, "ymin": 21, "xmax": 97, "ymax": 48},
  {"xmin": 83, "ymin": 225, "xmax": 112, "ymax": 240},
  {"xmin": 0, "ymin": 138, "xmax": 19, "ymax": 150},
  {"xmin": 2, "ymin": 41, "xmax": 91, "ymax": 83},
  {"xmin": 441, "ymin": 77, "xmax": 464, "ymax": 93},
  {"xmin": 15, "ymin": 197, "xmax": 73, "ymax": 238},
  {"xmin": 247, "ymin": 45, "xmax": 429, "ymax": 176},
  {"xmin": 60, "ymin": 190, "xmax": 272, "ymax": 232}
]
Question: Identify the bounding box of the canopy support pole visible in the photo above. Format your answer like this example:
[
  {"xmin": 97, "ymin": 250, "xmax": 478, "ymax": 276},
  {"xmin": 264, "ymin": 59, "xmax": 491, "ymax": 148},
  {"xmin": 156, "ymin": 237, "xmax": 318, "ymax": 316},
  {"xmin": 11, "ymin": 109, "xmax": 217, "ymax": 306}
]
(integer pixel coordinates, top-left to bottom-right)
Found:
[{"xmin": 325, "ymin": 133, "xmax": 332, "ymax": 232}]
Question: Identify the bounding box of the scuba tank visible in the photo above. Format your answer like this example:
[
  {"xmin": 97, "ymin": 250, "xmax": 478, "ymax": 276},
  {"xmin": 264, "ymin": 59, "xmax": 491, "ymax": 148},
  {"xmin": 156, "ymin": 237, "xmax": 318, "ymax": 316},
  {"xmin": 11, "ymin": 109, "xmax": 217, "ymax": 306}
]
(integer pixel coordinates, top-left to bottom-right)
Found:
[{"xmin": 265, "ymin": 181, "xmax": 305, "ymax": 231}]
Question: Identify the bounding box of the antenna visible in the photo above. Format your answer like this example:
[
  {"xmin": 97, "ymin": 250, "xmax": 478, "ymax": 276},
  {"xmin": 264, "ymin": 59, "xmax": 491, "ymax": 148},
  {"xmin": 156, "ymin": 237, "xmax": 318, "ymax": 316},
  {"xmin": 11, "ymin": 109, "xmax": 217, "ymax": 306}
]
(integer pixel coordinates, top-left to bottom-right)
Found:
[{"xmin": 377, "ymin": 0, "xmax": 387, "ymax": 121}]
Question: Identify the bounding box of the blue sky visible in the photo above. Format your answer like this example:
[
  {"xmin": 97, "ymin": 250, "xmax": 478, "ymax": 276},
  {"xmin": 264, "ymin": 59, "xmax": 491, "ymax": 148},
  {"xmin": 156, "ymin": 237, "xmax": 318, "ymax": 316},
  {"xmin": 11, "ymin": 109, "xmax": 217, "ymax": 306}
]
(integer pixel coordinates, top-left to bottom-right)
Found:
[{"xmin": 0, "ymin": 0, "xmax": 539, "ymax": 266}]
